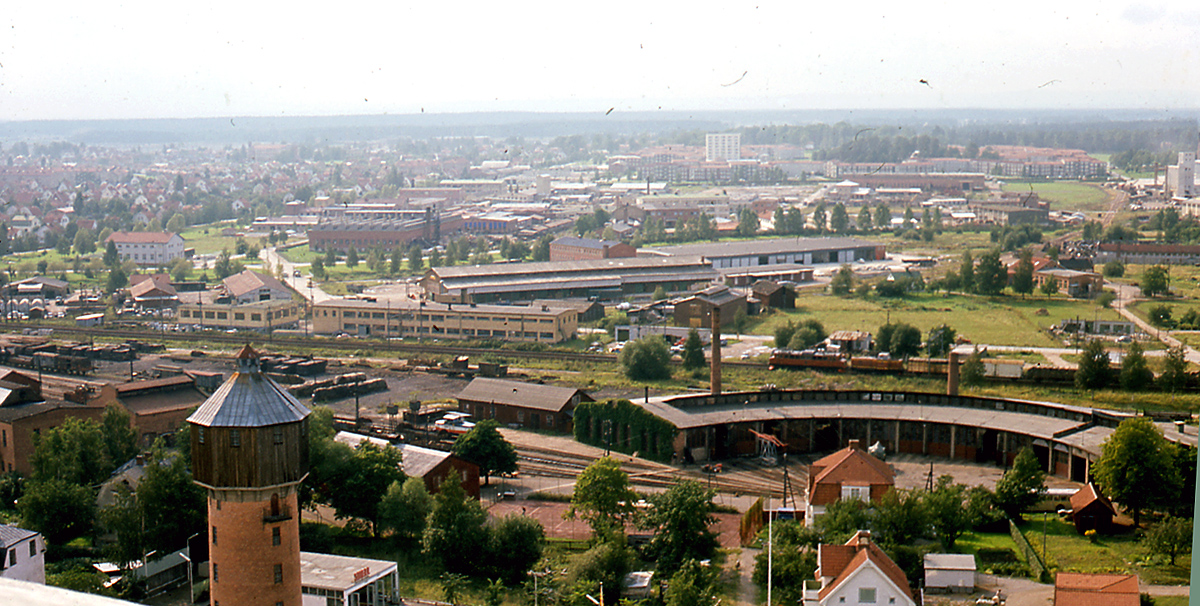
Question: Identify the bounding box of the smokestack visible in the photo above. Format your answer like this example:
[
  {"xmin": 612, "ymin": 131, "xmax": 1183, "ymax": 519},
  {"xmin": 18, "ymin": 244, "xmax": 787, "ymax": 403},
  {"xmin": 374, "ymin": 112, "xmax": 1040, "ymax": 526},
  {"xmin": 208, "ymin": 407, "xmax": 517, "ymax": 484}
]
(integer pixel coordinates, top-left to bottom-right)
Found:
[
  {"xmin": 947, "ymin": 350, "xmax": 960, "ymax": 396},
  {"xmin": 711, "ymin": 306, "xmax": 722, "ymax": 395}
]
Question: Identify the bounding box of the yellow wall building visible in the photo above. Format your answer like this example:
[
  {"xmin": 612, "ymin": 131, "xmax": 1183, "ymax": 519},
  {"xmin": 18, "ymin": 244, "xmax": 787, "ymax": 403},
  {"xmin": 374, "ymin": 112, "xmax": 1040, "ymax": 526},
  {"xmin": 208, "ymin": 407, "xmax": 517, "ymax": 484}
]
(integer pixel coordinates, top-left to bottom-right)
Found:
[
  {"xmin": 312, "ymin": 298, "xmax": 578, "ymax": 343},
  {"xmin": 178, "ymin": 298, "xmax": 303, "ymax": 331}
]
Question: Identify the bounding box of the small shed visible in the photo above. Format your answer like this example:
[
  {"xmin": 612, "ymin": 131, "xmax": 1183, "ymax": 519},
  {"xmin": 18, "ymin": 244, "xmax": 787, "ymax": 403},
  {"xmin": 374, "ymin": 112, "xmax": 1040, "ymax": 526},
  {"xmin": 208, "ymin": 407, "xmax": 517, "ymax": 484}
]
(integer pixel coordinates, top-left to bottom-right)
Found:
[
  {"xmin": 1070, "ymin": 483, "xmax": 1116, "ymax": 534},
  {"xmin": 923, "ymin": 553, "xmax": 976, "ymax": 593}
]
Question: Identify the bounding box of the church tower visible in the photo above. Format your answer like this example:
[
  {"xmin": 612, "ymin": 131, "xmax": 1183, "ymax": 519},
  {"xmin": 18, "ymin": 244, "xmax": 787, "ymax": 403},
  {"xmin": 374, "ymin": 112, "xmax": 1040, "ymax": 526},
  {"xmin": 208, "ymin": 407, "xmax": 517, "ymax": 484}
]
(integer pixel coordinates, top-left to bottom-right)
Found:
[{"xmin": 188, "ymin": 345, "xmax": 311, "ymax": 606}]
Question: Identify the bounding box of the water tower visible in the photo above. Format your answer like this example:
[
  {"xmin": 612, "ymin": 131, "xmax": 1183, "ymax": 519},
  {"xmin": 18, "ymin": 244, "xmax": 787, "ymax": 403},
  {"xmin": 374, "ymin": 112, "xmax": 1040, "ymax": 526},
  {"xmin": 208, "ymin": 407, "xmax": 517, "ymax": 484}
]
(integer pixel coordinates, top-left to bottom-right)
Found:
[{"xmin": 188, "ymin": 345, "xmax": 311, "ymax": 606}]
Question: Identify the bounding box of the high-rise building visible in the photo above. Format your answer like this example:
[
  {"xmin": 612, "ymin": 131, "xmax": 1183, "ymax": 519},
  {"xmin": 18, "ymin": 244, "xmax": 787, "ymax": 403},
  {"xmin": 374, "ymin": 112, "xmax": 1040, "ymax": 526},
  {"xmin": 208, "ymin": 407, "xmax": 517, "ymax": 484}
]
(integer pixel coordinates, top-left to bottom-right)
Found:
[
  {"xmin": 188, "ymin": 346, "xmax": 311, "ymax": 606},
  {"xmin": 1166, "ymin": 151, "xmax": 1196, "ymax": 198},
  {"xmin": 705, "ymin": 133, "xmax": 741, "ymax": 162}
]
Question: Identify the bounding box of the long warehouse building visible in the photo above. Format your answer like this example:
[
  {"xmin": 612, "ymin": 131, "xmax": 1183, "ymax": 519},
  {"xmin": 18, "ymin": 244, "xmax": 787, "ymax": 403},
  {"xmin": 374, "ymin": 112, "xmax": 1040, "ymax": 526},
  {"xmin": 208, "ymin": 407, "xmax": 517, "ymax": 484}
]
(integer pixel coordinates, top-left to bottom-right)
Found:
[
  {"xmin": 312, "ymin": 297, "xmax": 579, "ymax": 343},
  {"xmin": 421, "ymin": 256, "xmax": 720, "ymax": 304}
]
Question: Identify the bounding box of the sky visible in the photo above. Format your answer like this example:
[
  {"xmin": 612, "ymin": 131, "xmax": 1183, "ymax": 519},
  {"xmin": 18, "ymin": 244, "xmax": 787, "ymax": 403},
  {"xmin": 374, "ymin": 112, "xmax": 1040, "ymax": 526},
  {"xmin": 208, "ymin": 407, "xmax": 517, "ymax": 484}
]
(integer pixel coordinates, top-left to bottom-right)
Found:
[{"xmin": 1, "ymin": 1, "xmax": 1198, "ymax": 121}]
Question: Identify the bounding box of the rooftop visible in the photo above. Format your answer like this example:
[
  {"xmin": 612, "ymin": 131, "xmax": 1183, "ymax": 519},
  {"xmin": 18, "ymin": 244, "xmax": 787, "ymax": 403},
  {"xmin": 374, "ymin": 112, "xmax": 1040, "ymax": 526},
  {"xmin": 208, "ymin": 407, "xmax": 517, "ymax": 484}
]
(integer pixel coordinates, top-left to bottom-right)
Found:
[
  {"xmin": 649, "ymin": 237, "xmax": 881, "ymax": 259},
  {"xmin": 300, "ymin": 551, "xmax": 397, "ymax": 592},
  {"xmin": 186, "ymin": 346, "xmax": 310, "ymax": 428},
  {"xmin": 458, "ymin": 377, "xmax": 589, "ymax": 412}
]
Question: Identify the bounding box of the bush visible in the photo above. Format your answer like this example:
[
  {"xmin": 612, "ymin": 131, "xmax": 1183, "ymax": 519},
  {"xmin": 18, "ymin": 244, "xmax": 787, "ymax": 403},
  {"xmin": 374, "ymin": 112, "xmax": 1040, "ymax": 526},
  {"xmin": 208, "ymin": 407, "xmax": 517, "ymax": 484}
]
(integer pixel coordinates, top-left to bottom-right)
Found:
[{"xmin": 619, "ymin": 337, "xmax": 672, "ymax": 381}]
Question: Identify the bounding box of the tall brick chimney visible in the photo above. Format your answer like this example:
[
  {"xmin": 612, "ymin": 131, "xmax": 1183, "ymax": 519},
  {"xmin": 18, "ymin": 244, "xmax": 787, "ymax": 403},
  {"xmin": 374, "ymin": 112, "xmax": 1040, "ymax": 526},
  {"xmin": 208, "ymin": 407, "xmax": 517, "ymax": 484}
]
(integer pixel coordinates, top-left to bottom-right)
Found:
[
  {"xmin": 710, "ymin": 306, "xmax": 722, "ymax": 395},
  {"xmin": 947, "ymin": 350, "xmax": 960, "ymax": 396}
]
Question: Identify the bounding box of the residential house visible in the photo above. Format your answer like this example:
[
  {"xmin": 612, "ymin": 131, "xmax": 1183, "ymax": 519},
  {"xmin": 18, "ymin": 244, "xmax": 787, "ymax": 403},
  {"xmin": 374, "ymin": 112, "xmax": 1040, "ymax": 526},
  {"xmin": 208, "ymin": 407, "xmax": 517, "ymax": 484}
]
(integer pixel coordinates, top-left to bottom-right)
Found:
[
  {"xmin": 825, "ymin": 331, "xmax": 873, "ymax": 354},
  {"xmin": 1053, "ymin": 573, "xmax": 1138, "ymax": 606},
  {"xmin": 456, "ymin": 377, "xmax": 592, "ymax": 433},
  {"xmin": 128, "ymin": 274, "xmax": 179, "ymax": 310},
  {"xmin": 105, "ymin": 231, "xmax": 185, "ymax": 265},
  {"xmin": 1069, "ymin": 483, "xmax": 1117, "ymax": 535},
  {"xmin": 802, "ymin": 531, "xmax": 915, "ymax": 606},
  {"xmin": 806, "ymin": 440, "xmax": 895, "ymax": 526},
  {"xmin": 0, "ymin": 525, "xmax": 45, "ymax": 585},
  {"xmin": 751, "ymin": 280, "xmax": 793, "ymax": 310},
  {"xmin": 1034, "ymin": 269, "xmax": 1101, "ymax": 298}
]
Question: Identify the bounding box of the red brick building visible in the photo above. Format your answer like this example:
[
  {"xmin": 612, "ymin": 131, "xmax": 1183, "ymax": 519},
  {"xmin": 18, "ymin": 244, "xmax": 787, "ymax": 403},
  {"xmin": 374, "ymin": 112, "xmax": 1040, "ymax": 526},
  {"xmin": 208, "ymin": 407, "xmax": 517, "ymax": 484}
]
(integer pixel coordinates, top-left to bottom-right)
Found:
[
  {"xmin": 805, "ymin": 440, "xmax": 894, "ymax": 526},
  {"xmin": 549, "ymin": 237, "xmax": 637, "ymax": 262}
]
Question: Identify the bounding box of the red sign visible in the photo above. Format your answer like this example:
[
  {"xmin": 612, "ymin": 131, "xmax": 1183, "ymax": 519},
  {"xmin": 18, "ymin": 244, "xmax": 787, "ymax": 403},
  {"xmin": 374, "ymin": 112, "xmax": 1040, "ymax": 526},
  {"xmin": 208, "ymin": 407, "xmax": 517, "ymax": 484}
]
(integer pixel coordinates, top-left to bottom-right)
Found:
[{"xmin": 354, "ymin": 567, "xmax": 371, "ymax": 582}]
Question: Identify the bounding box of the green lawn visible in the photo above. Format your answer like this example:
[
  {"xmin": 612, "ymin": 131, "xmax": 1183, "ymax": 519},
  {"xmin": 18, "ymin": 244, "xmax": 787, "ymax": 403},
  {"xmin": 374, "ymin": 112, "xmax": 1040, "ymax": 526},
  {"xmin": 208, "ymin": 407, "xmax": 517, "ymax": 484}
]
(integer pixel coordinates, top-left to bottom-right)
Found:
[
  {"xmin": 1022, "ymin": 517, "xmax": 1191, "ymax": 585},
  {"xmin": 277, "ymin": 243, "xmax": 321, "ymax": 265},
  {"xmin": 1001, "ymin": 181, "xmax": 1112, "ymax": 213},
  {"xmin": 179, "ymin": 222, "xmax": 258, "ymax": 255},
  {"xmin": 755, "ymin": 292, "xmax": 1121, "ymax": 348}
]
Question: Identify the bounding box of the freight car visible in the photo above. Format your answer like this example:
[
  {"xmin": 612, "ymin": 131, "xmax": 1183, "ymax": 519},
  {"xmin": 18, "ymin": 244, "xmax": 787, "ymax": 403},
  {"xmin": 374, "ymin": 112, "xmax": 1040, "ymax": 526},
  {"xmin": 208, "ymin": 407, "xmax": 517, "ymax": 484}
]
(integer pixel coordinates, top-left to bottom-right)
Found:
[
  {"xmin": 1, "ymin": 350, "xmax": 93, "ymax": 375},
  {"xmin": 768, "ymin": 349, "xmax": 1071, "ymax": 385}
]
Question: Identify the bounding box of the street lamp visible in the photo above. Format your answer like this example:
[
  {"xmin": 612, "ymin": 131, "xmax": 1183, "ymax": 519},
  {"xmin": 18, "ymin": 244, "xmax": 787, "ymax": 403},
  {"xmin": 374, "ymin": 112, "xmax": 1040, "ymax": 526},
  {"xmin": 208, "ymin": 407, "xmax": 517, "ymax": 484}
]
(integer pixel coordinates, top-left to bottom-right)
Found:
[{"xmin": 179, "ymin": 552, "xmax": 194, "ymax": 605}]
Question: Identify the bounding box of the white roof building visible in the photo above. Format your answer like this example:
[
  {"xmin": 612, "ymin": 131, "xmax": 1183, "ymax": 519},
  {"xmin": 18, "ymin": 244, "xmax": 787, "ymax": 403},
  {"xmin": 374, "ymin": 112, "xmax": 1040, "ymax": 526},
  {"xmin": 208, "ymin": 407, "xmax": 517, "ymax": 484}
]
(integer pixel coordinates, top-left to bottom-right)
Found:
[{"xmin": 300, "ymin": 551, "xmax": 398, "ymax": 606}]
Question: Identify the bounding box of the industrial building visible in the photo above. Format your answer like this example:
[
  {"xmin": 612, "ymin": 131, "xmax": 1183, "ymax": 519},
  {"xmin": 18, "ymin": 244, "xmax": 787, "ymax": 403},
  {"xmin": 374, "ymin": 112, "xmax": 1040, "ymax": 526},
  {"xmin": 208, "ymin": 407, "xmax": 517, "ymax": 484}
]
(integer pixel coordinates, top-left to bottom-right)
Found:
[
  {"xmin": 307, "ymin": 213, "xmax": 464, "ymax": 253},
  {"xmin": 647, "ymin": 237, "xmax": 885, "ymax": 269},
  {"xmin": 312, "ymin": 297, "xmax": 579, "ymax": 343},
  {"xmin": 421, "ymin": 256, "xmax": 720, "ymax": 304}
]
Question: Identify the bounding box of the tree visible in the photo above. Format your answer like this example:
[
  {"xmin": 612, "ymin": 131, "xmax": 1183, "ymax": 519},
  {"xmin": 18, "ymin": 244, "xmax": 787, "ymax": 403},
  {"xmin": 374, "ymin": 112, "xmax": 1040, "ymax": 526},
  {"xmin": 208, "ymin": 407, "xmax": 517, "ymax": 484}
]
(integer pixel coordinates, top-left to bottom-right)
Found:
[
  {"xmin": 379, "ymin": 477, "xmax": 433, "ymax": 539},
  {"xmin": 788, "ymin": 319, "xmax": 826, "ymax": 350},
  {"xmin": 106, "ymin": 266, "xmax": 129, "ymax": 294},
  {"xmin": 1097, "ymin": 291, "xmax": 1116, "ymax": 308},
  {"xmin": 619, "ymin": 336, "xmax": 672, "ymax": 381},
  {"xmin": 774, "ymin": 320, "xmax": 797, "ymax": 349},
  {"xmin": 100, "ymin": 404, "xmax": 138, "ymax": 469},
  {"xmin": 166, "ymin": 213, "xmax": 186, "ymax": 234},
  {"xmin": 408, "ymin": 244, "xmax": 424, "ymax": 274},
  {"xmin": 103, "ymin": 240, "xmax": 120, "ymax": 267},
  {"xmin": 1012, "ymin": 249, "xmax": 1035, "ymax": 295},
  {"xmin": 137, "ymin": 446, "xmax": 206, "ymax": 554},
  {"xmin": 74, "ymin": 228, "xmax": 97, "ymax": 255},
  {"xmin": 923, "ymin": 476, "xmax": 976, "ymax": 550},
  {"xmin": 636, "ymin": 480, "xmax": 719, "ymax": 575},
  {"xmin": 1159, "ymin": 345, "xmax": 1189, "ymax": 392},
  {"xmin": 568, "ymin": 456, "xmax": 637, "ymax": 539},
  {"xmin": 346, "ymin": 246, "xmax": 359, "ymax": 269},
  {"xmin": 1148, "ymin": 304, "xmax": 1174, "ymax": 328},
  {"xmin": 168, "ymin": 256, "xmax": 192, "ymax": 282},
  {"xmin": 423, "ymin": 471, "xmax": 489, "ymax": 573},
  {"xmin": 830, "ymin": 265, "xmax": 855, "ymax": 296},
  {"xmin": 889, "ymin": 323, "xmax": 922, "ymax": 358},
  {"xmin": 872, "ymin": 488, "xmax": 928, "ymax": 547},
  {"xmin": 974, "ymin": 249, "xmax": 1007, "ymax": 296},
  {"xmin": 532, "ymin": 235, "xmax": 552, "ymax": 262},
  {"xmin": 213, "ymin": 249, "xmax": 235, "ymax": 279},
  {"xmin": 1075, "ymin": 339, "xmax": 1112, "ymax": 390},
  {"xmin": 736, "ymin": 207, "xmax": 760, "ymax": 237},
  {"xmin": 811, "ymin": 205, "xmax": 827, "ymax": 232},
  {"xmin": 926, "ymin": 325, "xmax": 956, "ymax": 357},
  {"xmin": 1103, "ymin": 260, "xmax": 1125, "ymax": 278},
  {"xmin": 1145, "ymin": 516, "xmax": 1192, "ymax": 565},
  {"xmin": 752, "ymin": 521, "xmax": 819, "ymax": 606},
  {"xmin": 959, "ymin": 251, "xmax": 975, "ymax": 293},
  {"xmin": 1092, "ymin": 417, "xmax": 1181, "ymax": 526},
  {"xmin": 653, "ymin": 285, "xmax": 668, "ymax": 301},
  {"xmin": 993, "ymin": 447, "xmax": 1045, "ymax": 519},
  {"xmin": 664, "ymin": 559, "xmax": 720, "ymax": 606},
  {"xmin": 874, "ymin": 205, "xmax": 891, "ymax": 230},
  {"xmin": 815, "ymin": 498, "xmax": 871, "ymax": 544},
  {"xmin": 31, "ymin": 416, "xmax": 113, "ymax": 486},
  {"xmin": 1119, "ymin": 341, "xmax": 1154, "ymax": 391},
  {"xmin": 452, "ymin": 419, "xmax": 517, "ymax": 486},
  {"xmin": 486, "ymin": 515, "xmax": 545, "ymax": 582},
  {"xmin": 961, "ymin": 347, "xmax": 986, "ymax": 387},
  {"xmin": 390, "ymin": 247, "xmax": 403, "ymax": 275},
  {"xmin": 21, "ymin": 479, "xmax": 96, "ymax": 546},
  {"xmin": 858, "ymin": 206, "xmax": 873, "ymax": 230},
  {"xmin": 99, "ymin": 485, "xmax": 143, "ymax": 571},
  {"xmin": 1039, "ymin": 276, "xmax": 1059, "ymax": 296},
  {"xmin": 680, "ymin": 328, "xmax": 706, "ymax": 371},
  {"xmin": 829, "ymin": 203, "xmax": 849, "ymax": 233},
  {"xmin": 310, "ymin": 257, "xmax": 326, "ymax": 281},
  {"xmin": 327, "ymin": 442, "xmax": 406, "ymax": 535},
  {"xmin": 1142, "ymin": 265, "xmax": 1170, "ymax": 297}
]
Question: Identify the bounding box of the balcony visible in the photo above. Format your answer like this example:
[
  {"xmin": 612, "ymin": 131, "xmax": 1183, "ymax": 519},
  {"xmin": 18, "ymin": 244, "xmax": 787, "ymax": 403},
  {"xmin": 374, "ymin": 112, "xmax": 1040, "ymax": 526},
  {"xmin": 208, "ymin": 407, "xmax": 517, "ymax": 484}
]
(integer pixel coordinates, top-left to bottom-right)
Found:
[{"xmin": 263, "ymin": 504, "xmax": 292, "ymax": 523}]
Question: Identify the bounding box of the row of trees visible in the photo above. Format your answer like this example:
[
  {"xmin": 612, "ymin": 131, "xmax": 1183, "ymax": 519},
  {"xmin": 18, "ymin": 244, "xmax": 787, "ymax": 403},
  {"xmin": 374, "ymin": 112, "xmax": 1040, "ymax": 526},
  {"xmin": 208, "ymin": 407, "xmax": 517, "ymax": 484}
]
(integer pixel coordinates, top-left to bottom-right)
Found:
[{"xmin": 1075, "ymin": 339, "xmax": 1190, "ymax": 392}]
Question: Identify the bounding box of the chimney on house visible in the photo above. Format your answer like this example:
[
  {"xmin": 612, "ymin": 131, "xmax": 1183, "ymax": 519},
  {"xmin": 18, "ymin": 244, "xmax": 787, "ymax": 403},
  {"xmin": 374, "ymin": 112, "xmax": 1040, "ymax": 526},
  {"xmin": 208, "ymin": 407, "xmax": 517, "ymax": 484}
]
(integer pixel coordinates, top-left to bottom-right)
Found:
[{"xmin": 848, "ymin": 439, "xmax": 861, "ymax": 450}]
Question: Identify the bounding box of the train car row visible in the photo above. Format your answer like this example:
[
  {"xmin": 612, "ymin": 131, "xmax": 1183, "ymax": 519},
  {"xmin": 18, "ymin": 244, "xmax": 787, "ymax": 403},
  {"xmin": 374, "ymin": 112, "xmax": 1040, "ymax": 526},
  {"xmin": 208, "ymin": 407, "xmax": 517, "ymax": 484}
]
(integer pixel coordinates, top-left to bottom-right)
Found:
[
  {"xmin": 0, "ymin": 350, "xmax": 93, "ymax": 375},
  {"xmin": 767, "ymin": 349, "xmax": 1076, "ymax": 384}
]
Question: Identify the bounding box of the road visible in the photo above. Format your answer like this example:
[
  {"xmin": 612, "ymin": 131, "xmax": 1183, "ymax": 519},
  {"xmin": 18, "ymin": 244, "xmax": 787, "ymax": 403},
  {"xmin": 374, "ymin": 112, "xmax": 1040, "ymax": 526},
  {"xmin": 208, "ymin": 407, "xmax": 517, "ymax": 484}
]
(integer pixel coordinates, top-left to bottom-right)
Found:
[
  {"xmin": 261, "ymin": 245, "xmax": 338, "ymax": 304},
  {"xmin": 1109, "ymin": 280, "xmax": 1200, "ymax": 364}
]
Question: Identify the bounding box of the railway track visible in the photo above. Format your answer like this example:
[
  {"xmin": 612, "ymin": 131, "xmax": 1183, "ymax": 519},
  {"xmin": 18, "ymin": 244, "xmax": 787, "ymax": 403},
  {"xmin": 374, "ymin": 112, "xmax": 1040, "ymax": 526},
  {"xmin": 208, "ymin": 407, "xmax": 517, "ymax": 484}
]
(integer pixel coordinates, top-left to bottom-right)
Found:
[{"xmin": 0, "ymin": 322, "xmax": 767, "ymax": 370}]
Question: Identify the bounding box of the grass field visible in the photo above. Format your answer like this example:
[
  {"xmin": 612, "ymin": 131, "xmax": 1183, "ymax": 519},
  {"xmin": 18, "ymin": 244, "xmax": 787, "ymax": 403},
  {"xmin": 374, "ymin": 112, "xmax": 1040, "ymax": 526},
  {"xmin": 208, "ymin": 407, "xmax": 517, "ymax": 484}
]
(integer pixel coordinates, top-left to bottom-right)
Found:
[
  {"xmin": 179, "ymin": 222, "xmax": 258, "ymax": 255},
  {"xmin": 753, "ymin": 292, "xmax": 1121, "ymax": 348},
  {"xmin": 1000, "ymin": 181, "xmax": 1112, "ymax": 213},
  {"xmin": 1022, "ymin": 517, "xmax": 1191, "ymax": 585}
]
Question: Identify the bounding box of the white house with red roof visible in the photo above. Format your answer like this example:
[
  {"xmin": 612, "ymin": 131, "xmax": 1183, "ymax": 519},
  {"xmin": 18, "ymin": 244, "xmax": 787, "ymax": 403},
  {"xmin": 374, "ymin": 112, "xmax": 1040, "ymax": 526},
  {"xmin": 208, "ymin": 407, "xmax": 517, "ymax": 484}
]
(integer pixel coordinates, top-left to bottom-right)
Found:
[
  {"xmin": 803, "ymin": 531, "xmax": 915, "ymax": 606},
  {"xmin": 105, "ymin": 231, "xmax": 185, "ymax": 265},
  {"xmin": 805, "ymin": 440, "xmax": 895, "ymax": 526}
]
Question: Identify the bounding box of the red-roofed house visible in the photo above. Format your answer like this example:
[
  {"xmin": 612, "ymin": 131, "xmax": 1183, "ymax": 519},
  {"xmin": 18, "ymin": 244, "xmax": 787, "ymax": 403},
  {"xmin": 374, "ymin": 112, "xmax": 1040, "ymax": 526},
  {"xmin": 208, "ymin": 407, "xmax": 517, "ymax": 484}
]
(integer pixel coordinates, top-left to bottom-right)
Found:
[
  {"xmin": 1053, "ymin": 573, "xmax": 1138, "ymax": 606},
  {"xmin": 803, "ymin": 531, "xmax": 916, "ymax": 606},
  {"xmin": 105, "ymin": 231, "xmax": 185, "ymax": 265},
  {"xmin": 806, "ymin": 440, "xmax": 895, "ymax": 525},
  {"xmin": 1069, "ymin": 483, "xmax": 1117, "ymax": 534}
]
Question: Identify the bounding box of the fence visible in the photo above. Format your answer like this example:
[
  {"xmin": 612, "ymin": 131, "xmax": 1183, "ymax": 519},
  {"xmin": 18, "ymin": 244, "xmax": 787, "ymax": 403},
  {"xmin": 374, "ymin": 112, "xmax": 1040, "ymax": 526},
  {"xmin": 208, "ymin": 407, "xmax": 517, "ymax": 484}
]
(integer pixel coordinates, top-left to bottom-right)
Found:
[{"xmin": 1008, "ymin": 518, "xmax": 1050, "ymax": 583}]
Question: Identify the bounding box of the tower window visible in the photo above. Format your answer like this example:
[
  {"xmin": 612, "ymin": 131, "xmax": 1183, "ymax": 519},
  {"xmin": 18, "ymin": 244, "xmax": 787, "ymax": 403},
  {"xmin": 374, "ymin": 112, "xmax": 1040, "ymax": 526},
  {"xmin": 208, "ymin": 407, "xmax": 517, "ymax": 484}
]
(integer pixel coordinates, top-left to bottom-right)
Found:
[
  {"xmin": 212, "ymin": 525, "xmax": 217, "ymax": 545},
  {"xmin": 273, "ymin": 427, "xmax": 283, "ymax": 444},
  {"xmin": 230, "ymin": 430, "xmax": 241, "ymax": 447},
  {"xmin": 213, "ymin": 563, "xmax": 218, "ymax": 583},
  {"xmin": 272, "ymin": 527, "xmax": 281, "ymax": 546},
  {"xmin": 274, "ymin": 563, "xmax": 283, "ymax": 584},
  {"xmin": 198, "ymin": 427, "xmax": 205, "ymax": 444}
]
